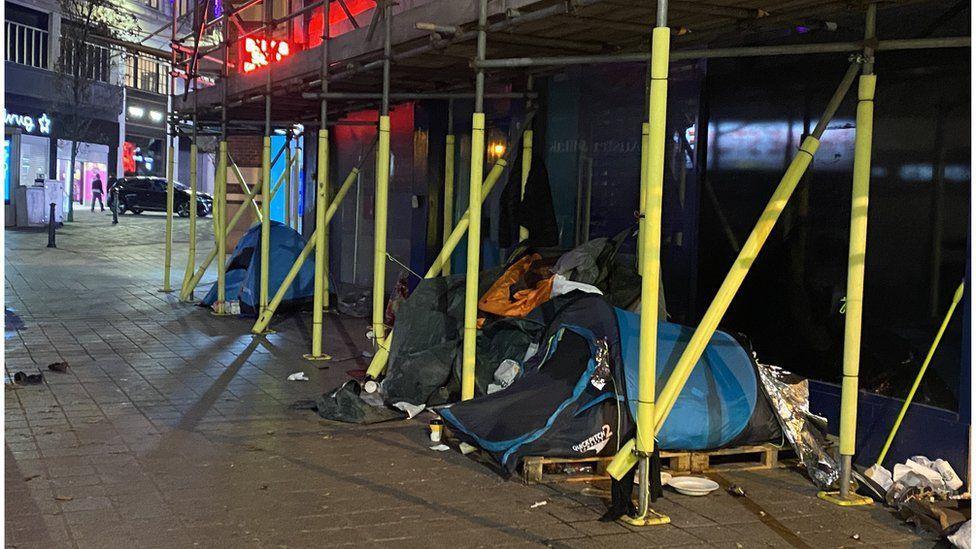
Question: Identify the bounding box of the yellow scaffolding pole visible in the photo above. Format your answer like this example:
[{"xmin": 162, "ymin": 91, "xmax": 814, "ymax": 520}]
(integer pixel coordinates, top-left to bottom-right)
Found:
[
  {"xmin": 519, "ymin": 129, "xmax": 532, "ymax": 242},
  {"xmin": 625, "ymin": 24, "xmax": 671, "ymax": 528},
  {"xmin": 820, "ymin": 73, "xmax": 878, "ymax": 506},
  {"xmin": 254, "ymin": 166, "xmax": 361, "ymax": 336},
  {"xmin": 180, "ymin": 141, "xmax": 199, "ymax": 300},
  {"xmin": 161, "ymin": 139, "xmax": 175, "ymax": 292},
  {"xmin": 285, "ymin": 138, "xmax": 292, "ymax": 229},
  {"xmin": 372, "ymin": 115, "xmax": 392, "ymax": 343},
  {"xmin": 874, "ymin": 281, "xmax": 964, "ymax": 466},
  {"xmin": 607, "ymin": 61, "xmax": 860, "ymax": 482},
  {"xmin": 461, "ymin": 112, "xmax": 486, "ymax": 401},
  {"xmin": 307, "ymin": 128, "xmax": 332, "ymax": 358},
  {"xmin": 442, "ymin": 133, "xmax": 456, "ymax": 276},
  {"xmin": 637, "ymin": 122, "xmax": 649, "ymax": 274},
  {"xmin": 365, "ymin": 158, "xmax": 508, "ymax": 379},
  {"xmin": 214, "ymin": 141, "xmax": 229, "ymax": 313},
  {"xmin": 259, "ymin": 136, "xmax": 272, "ymax": 317}
]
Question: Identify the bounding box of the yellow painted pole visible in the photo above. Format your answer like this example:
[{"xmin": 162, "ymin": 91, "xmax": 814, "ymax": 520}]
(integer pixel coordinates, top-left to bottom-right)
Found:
[
  {"xmin": 461, "ymin": 112, "xmax": 486, "ymax": 401},
  {"xmin": 285, "ymin": 139, "xmax": 292, "ymax": 229},
  {"xmin": 637, "ymin": 122, "xmax": 649, "ymax": 274},
  {"xmin": 307, "ymin": 128, "xmax": 331, "ymax": 358},
  {"xmin": 259, "ymin": 136, "xmax": 272, "ymax": 316},
  {"xmin": 184, "ymin": 160, "xmax": 261, "ymax": 301},
  {"xmin": 228, "ymin": 156, "xmax": 263, "ymax": 220},
  {"xmin": 293, "ymin": 146, "xmax": 302, "ymax": 231},
  {"xmin": 372, "ymin": 116, "xmax": 392, "ymax": 343},
  {"xmin": 161, "ymin": 140, "xmax": 175, "ymax": 292},
  {"xmin": 875, "ymin": 282, "xmax": 964, "ymax": 466},
  {"xmin": 626, "ymin": 24, "xmax": 671, "ymax": 528},
  {"xmin": 365, "ymin": 158, "xmax": 507, "ymax": 380},
  {"xmin": 257, "ymin": 166, "xmax": 361, "ymax": 336},
  {"xmin": 518, "ymin": 129, "xmax": 532, "ymax": 242},
  {"xmin": 653, "ymin": 136, "xmax": 821, "ymax": 431},
  {"xmin": 833, "ymin": 73, "xmax": 877, "ymax": 502},
  {"xmin": 214, "ymin": 141, "xmax": 229, "ymax": 313},
  {"xmin": 180, "ymin": 142, "xmax": 199, "ymax": 300},
  {"xmin": 442, "ymin": 134, "xmax": 456, "ymax": 276},
  {"xmin": 323, "ymin": 149, "xmax": 331, "ymax": 312}
]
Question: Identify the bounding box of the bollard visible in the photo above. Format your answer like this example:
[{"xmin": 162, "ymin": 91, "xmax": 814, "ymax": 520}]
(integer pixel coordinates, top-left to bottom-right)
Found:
[
  {"xmin": 47, "ymin": 203, "xmax": 57, "ymax": 248},
  {"xmin": 111, "ymin": 187, "xmax": 119, "ymax": 225}
]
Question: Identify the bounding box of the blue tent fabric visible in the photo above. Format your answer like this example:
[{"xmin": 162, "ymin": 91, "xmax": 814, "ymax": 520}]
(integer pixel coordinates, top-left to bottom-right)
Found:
[
  {"xmin": 438, "ymin": 293, "xmax": 779, "ymax": 472},
  {"xmin": 201, "ymin": 221, "xmax": 315, "ymax": 316},
  {"xmin": 615, "ymin": 309, "xmax": 758, "ymax": 450}
]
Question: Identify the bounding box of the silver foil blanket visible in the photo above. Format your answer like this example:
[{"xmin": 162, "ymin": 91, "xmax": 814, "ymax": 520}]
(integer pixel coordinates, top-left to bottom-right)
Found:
[{"xmin": 756, "ymin": 362, "xmax": 840, "ymax": 490}]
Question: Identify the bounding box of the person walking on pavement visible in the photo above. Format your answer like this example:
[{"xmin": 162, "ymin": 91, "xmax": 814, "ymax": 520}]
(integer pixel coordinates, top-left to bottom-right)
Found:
[{"xmin": 91, "ymin": 174, "xmax": 105, "ymax": 212}]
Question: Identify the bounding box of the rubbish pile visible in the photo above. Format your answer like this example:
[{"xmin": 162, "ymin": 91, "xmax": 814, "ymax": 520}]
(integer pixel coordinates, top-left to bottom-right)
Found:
[{"xmin": 865, "ymin": 456, "xmax": 970, "ymax": 545}]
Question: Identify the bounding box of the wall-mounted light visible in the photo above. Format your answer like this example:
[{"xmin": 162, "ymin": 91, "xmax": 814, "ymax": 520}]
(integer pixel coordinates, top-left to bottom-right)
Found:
[
  {"xmin": 149, "ymin": 110, "xmax": 163, "ymax": 123},
  {"xmin": 488, "ymin": 142, "xmax": 506, "ymax": 160},
  {"xmin": 128, "ymin": 106, "xmax": 145, "ymax": 118}
]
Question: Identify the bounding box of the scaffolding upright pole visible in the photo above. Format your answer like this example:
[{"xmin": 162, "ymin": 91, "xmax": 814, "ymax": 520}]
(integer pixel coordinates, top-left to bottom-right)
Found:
[
  {"xmin": 519, "ymin": 76, "xmax": 533, "ymax": 242},
  {"xmin": 461, "ymin": 0, "xmax": 489, "ymax": 401},
  {"xmin": 285, "ymin": 134, "xmax": 292, "ymax": 229},
  {"xmin": 307, "ymin": 0, "xmax": 332, "ymax": 361},
  {"xmin": 161, "ymin": 0, "xmax": 177, "ymax": 293},
  {"xmin": 258, "ymin": 0, "xmax": 273, "ymax": 320},
  {"xmin": 626, "ymin": 0, "xmax": 671, "ymax": 527},
  {"xmin": 821, "ymin": 3, "xmax": 877, "ymax": 507},
  {"xmin": 212, "ymin": 12, "xmax": 231, "ymax": 315},
  {"xmin": 607, "ymin": 62, "xmax": 861, "ymax": 482},
  {"xmin": 372, "ymin": 1, "xmax": 393, "ymax": 347},
  {"xmin": 181, "ymin": 115, "xmax": 199, "ymax": 301},
  {"xmin": 442, "ymin": 100, "xmax": 455, "ymax": 276}
]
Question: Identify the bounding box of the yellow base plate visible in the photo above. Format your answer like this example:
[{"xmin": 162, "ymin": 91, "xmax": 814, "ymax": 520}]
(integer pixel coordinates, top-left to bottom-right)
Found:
[
  {"xmin": 817, "ymin": 491, "xmax": 873, "ymax": 507},
  {"xmin": 210, "ymin": 311, "xmax": 234, "ymax": 316},
  {"xmin": 158, "ymin": 288, "xmax": 175, "ymax": 293},
  {"xmin": 620, "ymin": 509, "xmax": 671, "ymax": 527},
  {"xmin": 303, "ymin": 354, "xmax": 332, "ymax": 361}
]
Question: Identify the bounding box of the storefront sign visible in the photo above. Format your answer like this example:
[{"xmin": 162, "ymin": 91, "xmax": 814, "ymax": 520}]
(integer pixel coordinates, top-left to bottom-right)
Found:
[
  {"xmin": 240, "ymin": 37, "xmax": 291, "ymax": 73},
  {"xmin": 4, "ymin": 109, "xmax": 51, "ymax": 135}
]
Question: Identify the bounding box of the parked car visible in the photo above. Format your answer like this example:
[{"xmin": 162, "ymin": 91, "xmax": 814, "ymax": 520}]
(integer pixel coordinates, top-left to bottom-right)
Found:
[{"xmin": 107, "ymin": 176, "xmax": 212, "ymax": 217}]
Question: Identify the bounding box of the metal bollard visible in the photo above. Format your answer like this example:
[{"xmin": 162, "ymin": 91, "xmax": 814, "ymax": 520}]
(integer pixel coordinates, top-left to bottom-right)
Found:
[
  {"xmin": 46, "ymin": 203, "xmax": 57, "ymax": 248},
  {"xmin": 112, "ymin": 187, "xmax": 119, "ymax": 225}
]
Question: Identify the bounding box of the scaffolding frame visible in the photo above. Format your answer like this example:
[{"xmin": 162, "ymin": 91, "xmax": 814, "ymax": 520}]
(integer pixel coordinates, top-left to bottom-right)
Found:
[{"xmin": 166, "ymin": 0, "xmax": 971, "ymax": 519}]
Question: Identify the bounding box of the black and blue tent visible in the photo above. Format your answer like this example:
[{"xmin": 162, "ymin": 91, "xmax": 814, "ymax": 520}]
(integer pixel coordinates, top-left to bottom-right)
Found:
[
  {"xmin": 438, "ymin": 293, "xmax": 781, "ymax": 474},
  {"xmin": 201, "ymin": 221, "xmax": 315, "ymax": 316}
]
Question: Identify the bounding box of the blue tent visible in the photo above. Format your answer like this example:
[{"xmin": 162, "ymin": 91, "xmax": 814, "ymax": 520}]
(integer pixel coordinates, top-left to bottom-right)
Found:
[
  {"xmin": 439, "ymin": 293, "xmax": 779, "ymax": 473},
  {"xmin": 201, "ymin": 221, "xmax": 315, "ymax": 316}
]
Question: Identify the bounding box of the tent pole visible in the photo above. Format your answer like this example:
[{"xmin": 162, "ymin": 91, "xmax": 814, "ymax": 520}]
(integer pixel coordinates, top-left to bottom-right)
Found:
[
  {"xmin": 822, "ymin": 2, "xmax": 877, "ymax": 507},
  {"xmin": 181, "ymin": 117, "xmax": 199, "ymax": 301},
  {"xmin": 308, "ymin": 0, "xmax": 332, "ymax": 360},
  {"xmin": 372, "ymin": 0, "xmax": 393, "ymax": 349},
  {"xmin": 442, "ymin": 100, "xmax": 455, "ymax": 276},
  {"xmin": 607, "ymin": 60, "xmax": 861, "ymax": 482},
  {"xmin": 627, "ymin": 0, "xmax": 671, "ymax": 527}
]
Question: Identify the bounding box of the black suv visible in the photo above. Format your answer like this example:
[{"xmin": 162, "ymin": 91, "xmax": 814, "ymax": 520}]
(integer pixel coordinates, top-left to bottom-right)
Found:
[{"xmin": 107, "ymin": 177, "xmax": 213, "ymax": 217}]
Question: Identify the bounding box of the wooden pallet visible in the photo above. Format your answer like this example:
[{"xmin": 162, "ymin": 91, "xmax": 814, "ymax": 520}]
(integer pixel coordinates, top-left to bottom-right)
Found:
[{"xmin": 522, "ymin": 443, "xmax": 793, "ymax": 484}]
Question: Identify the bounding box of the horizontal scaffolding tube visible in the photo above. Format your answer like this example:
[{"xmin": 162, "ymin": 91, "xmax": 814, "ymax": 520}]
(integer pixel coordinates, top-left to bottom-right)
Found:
[
  {"xmin": 301, "ymin": 92, "xmax": 538, "ymax": 100},
  {"xmin": 474, "ymin": 36, "xmax": 971, "ymax": 68}
]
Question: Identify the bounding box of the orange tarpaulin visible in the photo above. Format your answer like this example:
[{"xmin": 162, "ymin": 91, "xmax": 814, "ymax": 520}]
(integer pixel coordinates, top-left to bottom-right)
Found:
[{"xmin": 478, "ymin": 253, "xmax": 555, "ymax": 319}]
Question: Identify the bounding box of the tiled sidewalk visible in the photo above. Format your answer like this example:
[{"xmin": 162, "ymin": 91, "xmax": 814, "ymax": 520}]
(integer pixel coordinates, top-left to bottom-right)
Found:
[{"xmin": 4, "ymin": 210, "xmax": 934, "ymax": 548}]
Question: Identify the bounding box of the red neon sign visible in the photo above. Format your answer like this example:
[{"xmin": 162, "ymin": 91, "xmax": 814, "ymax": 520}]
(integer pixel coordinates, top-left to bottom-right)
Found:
[{"xmin": 240, "ymin": 37, "xmax": 291, "ymax": 73}]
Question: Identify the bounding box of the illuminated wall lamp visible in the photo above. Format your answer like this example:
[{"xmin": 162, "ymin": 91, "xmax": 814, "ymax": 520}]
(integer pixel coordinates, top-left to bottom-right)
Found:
[
  {"xmin": 127, "ymin": 106, "xmax": 145, "ymax": 118},
  {"xmin": 149, "ymin": 111, "xmax": 164, "ymax": 123}
]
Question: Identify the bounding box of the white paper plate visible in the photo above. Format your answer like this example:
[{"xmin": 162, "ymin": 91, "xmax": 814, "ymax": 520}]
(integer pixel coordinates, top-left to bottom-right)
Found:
[{"xmin": 668, "ymin": 476, "xmax": 719, "ymax": 496}]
